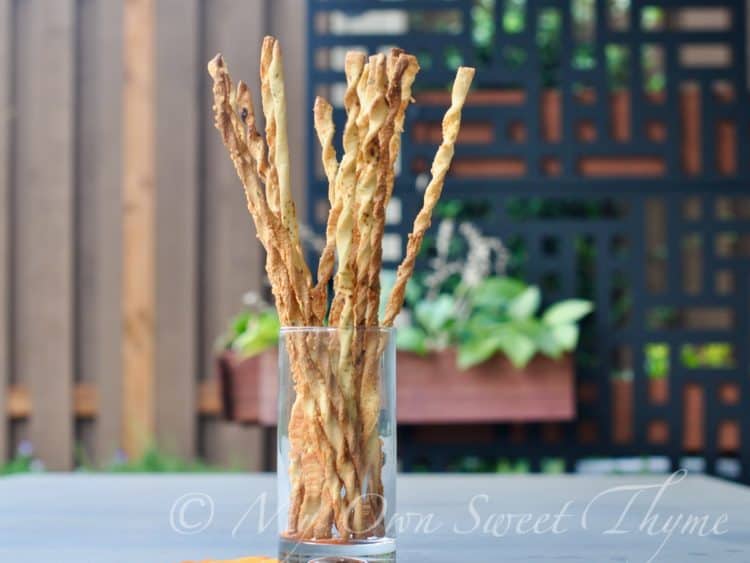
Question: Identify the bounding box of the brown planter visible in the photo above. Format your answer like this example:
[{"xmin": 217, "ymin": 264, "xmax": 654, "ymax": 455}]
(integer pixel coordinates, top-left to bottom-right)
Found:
[
  {"xmin": 219, "ymin": 348, "xmax": 575, "ymax": 426},
  {"xmin": 397, "ymin": 350, "xmax": 575, "ymax": 424},
  {"xmin": 216, "ymin": 348, "xmax": 276, "ymax": 424}
]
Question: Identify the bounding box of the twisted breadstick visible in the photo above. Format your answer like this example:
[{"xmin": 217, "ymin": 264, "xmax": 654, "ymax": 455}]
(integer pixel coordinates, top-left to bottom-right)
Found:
[
  {"xmin": 259, "ymin": 38, "xmax": 279, "ymax": 214},
  {"xmin": 261, "ymin": 37, "xmax": 313, "ymax": 322},
  {"xmin": 314, "ymin": 97, "xmax": 338, "ymax": 203},
  {"xmin": 312, "ymin": 54, "xmax": 367, "ymax": 325},
  {"xmin": 355, "ymin": 57, "xmax": 410, "ymax": 534},
  {"xmin": 364, "ymin": 54, "xmax": 413, "ymax": 327},
  {"xmin": 384, "ymin": 66, "xmax": 475, "ymax": 326},
  {"xmin": 357, "ymin": 66, "xmax": 475, "ymax": 532},
  {"xmin": 352, "ymin": 55, "xmax": 388, "ymax": 327}
]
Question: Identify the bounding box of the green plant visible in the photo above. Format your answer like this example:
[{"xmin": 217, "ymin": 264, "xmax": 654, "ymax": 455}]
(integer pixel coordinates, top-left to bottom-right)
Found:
[
  {"xmin": 103, "ymin": 446, "xmax": 234, "ymax": 473},
  {"xmin": 0, "ymin": 441, "xmax": 40, "ymax": 475},
  {"xmin": 396, "ymin": 275, "xmax": 593, "ymax": 369},
  {"xmin": 466, "ymin": 0, "xmax": 665, "ymax": 92},
  {"xmin": 218, "ymin": 292, "xmax": 280, "ymax": 358},
  {"xmin": 645, "ymin": 342, "xmax": 669, "ymax": 379}
]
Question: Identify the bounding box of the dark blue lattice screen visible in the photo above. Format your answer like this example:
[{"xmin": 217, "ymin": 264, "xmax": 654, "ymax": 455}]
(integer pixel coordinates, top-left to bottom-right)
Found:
[{"xmin": 307, "ymin": 0, "xmax": 750, "ymax": 483}]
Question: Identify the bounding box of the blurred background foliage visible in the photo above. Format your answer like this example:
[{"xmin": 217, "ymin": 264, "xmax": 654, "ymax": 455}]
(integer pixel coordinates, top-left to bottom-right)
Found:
[{"xmin": 412, "ymin": 0, "xmax": 666, "ymax": 92}]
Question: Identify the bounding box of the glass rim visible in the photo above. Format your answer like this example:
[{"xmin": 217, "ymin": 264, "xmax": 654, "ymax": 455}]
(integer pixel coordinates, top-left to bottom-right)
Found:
[{"xmin": 280, "ymin": 326, "xmax": 395, "ymax": 335}]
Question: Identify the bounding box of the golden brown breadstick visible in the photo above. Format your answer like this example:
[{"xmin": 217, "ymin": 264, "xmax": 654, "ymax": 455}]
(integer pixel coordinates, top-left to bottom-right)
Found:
[
  {"xmin": 208, "ymin": 57, "xmax": 286, "ymax": 309},
  {"xmin": 384, "ymin": 66, "xmax": 475, "ymax": 326},
  {"xmin": 354, "ymin": 58, "xmax": 409, "ymax": 534},
  {"xmin": 364, "ymin": 53, "xmax": 418, "ymax": 326},
  {"xmin": 236, "ymin": 81, "xmax": 269, "ymax": 183},
  {"xmin": 384, "ymin": 53, "xmax": 420, "ymax": 203},
  {"xmin": 329, "ymin": 60, "xmax": 370, "ymax": 326},
  {"xmin": 313, "ymin": 97, "xmax": 338, "ymax": 202},
  {"xmin": 310, "ymin": 54, "xmax": 366, "ymax": 324},
  {"xmin": 234, "ymin": 80, "xmax": 307, "ymax": 322},
  {"xmin": 258, "ymin": 37, "xmax": 314, "ymax": 324},
  {"xmin": 352, "ymin": 55, "xmax": 388, "ymax": 327},
  {"xmin": 269, "ymin": 40, "xmax": 303, "ymax": 252},
  {"xmin": 259, "ymin": 38, "xmax": 279, "ymax": 214},
  {"xmin": 310, "ymin": 70, "xmax": 364, "ymax": 325},
  {"xmin": 365, "ymin": 55, "xmax": 412, "ymax": 327}
]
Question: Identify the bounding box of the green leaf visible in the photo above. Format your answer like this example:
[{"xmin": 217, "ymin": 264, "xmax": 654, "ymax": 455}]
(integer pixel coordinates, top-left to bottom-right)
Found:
[
  {"xmin": 543, "ymin": 299, "xmax": 593, "ymax": 325},
  {"xmin": 471, "ymin": 276, "xmax": 527, "ymax": 309},
  {"xmin": 551, "ymin": 323, "xmax": 579, "ymax": 350},
  {"xmin": 535, "ymin": 326, "xmax": 565, "ymax": 358},
  {"xmin": 517, "ymin": 319, "xmax": 563, "ymax": 359},
  {"xmin": 415, "ymin": 295, "xmax": 455, "ymax": 335},
  {"xmin": 405, "ymin": 276, "xmax": 422, "ymax": 306},
  {"xmin": 397, "ymin": 326, "xmax": 428, "ymax": 355},
  {"xmin": 494, "ymin": 324, "xmax": 537, "ymax": 368},
  {"xmin": 231, "ymin": 312, "xmax": 250, "ymax": 337},
  {"xmin": 507, "ymin": 286, "xmax": 541, "ymax": 320},
  {"xmin": 232, "ymin": 310, "xmax": 280, "ymax": 357},
  {"xmin": 457, "ymin": 334, "xmax": 500, "ymax": 369}
]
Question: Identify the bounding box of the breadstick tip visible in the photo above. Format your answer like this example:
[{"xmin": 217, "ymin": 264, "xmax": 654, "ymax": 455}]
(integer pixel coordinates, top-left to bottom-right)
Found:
[
  {"xmin": 207, "ymin": 53, "xmax": 224, "ymax": 77},
  {"xmin": 345, "ymin": 51, "xmax": 367, "ymax": 65}
]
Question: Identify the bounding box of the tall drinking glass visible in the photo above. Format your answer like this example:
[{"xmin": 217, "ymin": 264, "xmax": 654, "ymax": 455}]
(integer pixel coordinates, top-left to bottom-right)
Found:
[{"xmin": 277, "ymin": 327, "xmax": 396, "ymax": 562}]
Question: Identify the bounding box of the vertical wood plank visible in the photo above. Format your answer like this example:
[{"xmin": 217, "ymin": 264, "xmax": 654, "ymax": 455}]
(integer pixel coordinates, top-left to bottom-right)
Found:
[
  {"xmin": 200, "ymin": 0, "xmax": 266, "ymax": 465},
  {"xmin": 0, "ymin": 0, "xmax": 10, "ymax": 462},
  {"xmin": 202, "ymin": 0, "xmax": 264, "ymax": 377},
  {"xmin": 123, "ymin": 0, "xmax": 155, "ymax": 459},
  {"xmin": 201, "ymin": 419, "xmax": 264, "ymax": 471},
  {"xmin": 16, "ymin": 0, "xmax": 76, "ymax": 470},
  {"xmin": 77, "ymin": 0, "xmax": 124, "ymax": 465},
  {"xmin": 154, "ymin": 0, "xmax": 199, "ymax": 458}
]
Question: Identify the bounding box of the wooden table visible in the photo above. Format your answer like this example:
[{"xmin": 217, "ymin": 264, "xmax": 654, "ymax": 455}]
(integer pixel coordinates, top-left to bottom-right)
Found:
[{"xmin": 1, "ymin": 473, "xmax": 749, "ymax": 562}]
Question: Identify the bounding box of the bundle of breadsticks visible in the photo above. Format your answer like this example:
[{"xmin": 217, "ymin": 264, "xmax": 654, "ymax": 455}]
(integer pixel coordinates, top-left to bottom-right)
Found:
[{"xmin": 208, "ymin": 36, "xmax": 474, "ymax": 541}]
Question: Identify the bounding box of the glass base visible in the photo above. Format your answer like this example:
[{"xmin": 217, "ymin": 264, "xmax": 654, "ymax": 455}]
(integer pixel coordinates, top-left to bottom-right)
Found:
[{"xmin": 278, "ymin": 536, "xmax": 396, "ymax": 563}]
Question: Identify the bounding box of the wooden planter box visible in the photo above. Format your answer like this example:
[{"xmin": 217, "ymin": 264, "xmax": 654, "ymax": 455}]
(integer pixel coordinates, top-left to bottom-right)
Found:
[
  {"xmin": 218, "ymin": 348, "xmax": 575, "ymax": 425},
  {"xmin": 215, "ymin": 348, "xmax": 277, "ymax": 424},
  {"xmin": 397, "ymin": 350, "xmax": 575, "ymax": 424}
]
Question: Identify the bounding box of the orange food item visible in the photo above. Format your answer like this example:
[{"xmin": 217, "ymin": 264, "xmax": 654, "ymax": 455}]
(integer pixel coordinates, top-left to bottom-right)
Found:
[{"xmin": 182, "ymin": 557, "xmax": 278, "ymax": 563}]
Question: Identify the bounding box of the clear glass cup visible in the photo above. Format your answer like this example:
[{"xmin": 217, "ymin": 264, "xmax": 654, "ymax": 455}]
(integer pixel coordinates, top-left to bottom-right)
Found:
[{"xmin": 277, "ymin": 327, "xmax": 397, "ymax": 563}]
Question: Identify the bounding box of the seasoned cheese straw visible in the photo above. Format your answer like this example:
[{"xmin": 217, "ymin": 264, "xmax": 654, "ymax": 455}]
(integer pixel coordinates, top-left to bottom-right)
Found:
[
  {"xmin": 355, "ymin": 56, "xmax": 409, "ymax": 533},
  {"xmin": 312, "ymin": 53, "xmax": 367, "ymax": 325},
  {"xmin": 261, "ymin": 36, "xmax": 312, "ymax": 322},
  {"xmin": 365, "ymin": 53, "xmax": 415, "ymax": 327},
  {"xmin": 383, "ymin": 66, "xmax": 475, "ymax": 326},
  {"xmin": 313, "ymin": 97, "xmax": 339, "ymax": 204},
  {"xmin": 359, "ymin": 66, "xmax": 475, "ymax": 532},
  {"xmin": 352, "ymin": 55, "xmax": 388, "ymax": 327}
]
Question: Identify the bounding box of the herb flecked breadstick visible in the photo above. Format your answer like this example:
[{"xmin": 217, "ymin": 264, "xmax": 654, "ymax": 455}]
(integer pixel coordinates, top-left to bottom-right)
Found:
[
  {"xmin": 384, "ymin": 66, "xmax": 475, "ymax": 326},
  {"xmin": 310, "ymin": 54, "xmax": 366, "ymax": 325}
]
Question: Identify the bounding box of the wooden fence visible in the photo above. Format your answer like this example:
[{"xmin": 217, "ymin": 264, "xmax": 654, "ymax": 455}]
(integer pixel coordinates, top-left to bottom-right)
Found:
[{"xmin": 0, "ymin": 0, "xmax": 305, "ymax": 470}]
